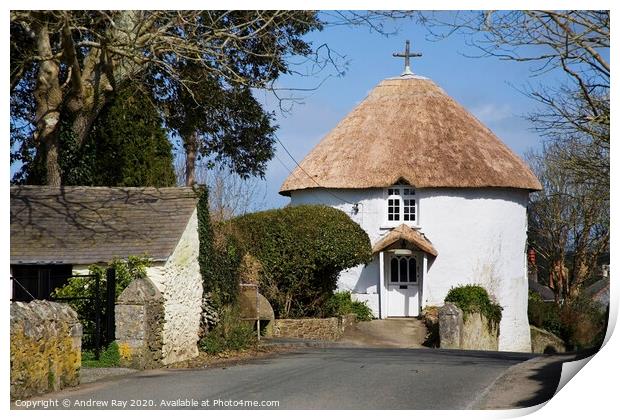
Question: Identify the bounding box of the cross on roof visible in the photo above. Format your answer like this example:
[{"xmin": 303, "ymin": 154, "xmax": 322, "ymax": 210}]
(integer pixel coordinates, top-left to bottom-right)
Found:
[{"xmin": 393, "ymin": 40, "xmax": 422, "ymax": 76}]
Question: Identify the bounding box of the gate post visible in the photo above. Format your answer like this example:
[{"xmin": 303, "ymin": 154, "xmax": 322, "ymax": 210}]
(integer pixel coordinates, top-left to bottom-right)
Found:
[{"xmin": 438, "ymin": 303, "xmax": 463, "ymax": 349}]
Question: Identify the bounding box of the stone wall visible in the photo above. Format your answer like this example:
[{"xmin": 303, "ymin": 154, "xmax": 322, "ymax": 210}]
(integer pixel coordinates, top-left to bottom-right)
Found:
[
  {"xmin": 115, "ymin": 277, "xmax": 165, "ymax": 369},
  {"xmin": 10, "ymin": 300, "xmax": 82, "ymax": 400},
  {"xmin": 146, "ymin": 209, "xmax": 203, "ymax": 365},
  {"xmin": 462, "ymin": 312, "xmax": 499, "ymax": 351},
  {"xmin": 438, "ymin": 303, "xmax": 499, "ymax": 351},
  {"xmin": 530, "ymin": 325, "xmax": 566, "ymax": 354},
  {"xmin": 269, "ymin": 315, "xmax": 356, "ymax": 341}
]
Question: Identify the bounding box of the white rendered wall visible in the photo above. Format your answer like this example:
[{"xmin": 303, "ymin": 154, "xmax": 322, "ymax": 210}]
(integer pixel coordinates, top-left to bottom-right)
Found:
[
  {"xmin": 71, "ymin": 212, "xmax": 204, "ymax": 363},
  {"xmin": 290, "ymin": 187, "xmax": 531, "ymax": 352},
  {"xmin": 146, "ymin": 209, "xmax": 203, "ymax": 364}
]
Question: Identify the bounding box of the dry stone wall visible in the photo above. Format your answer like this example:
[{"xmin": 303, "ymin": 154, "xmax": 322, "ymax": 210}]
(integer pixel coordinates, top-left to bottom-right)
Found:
[
  {"xmin": 530, "ymin": 325, "xmax": 566, "ymax": 354},
  {"xmin": 269, "ymin": 315, "xmax": 356, "ymax": 341},
  {"xmin": 438, "ymin": 303, "xmax": 499, "ymax": 351},
  {"xmin": 462, "ymin": 312, "xmax": 499, "ymax": 351},
  {"xmin": 10, "ymin": 300, "xmax": 82, "ymax": 400}
]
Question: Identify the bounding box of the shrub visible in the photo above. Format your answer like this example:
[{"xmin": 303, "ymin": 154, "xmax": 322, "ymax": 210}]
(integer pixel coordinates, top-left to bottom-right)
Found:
[
  {"xmin": 225, "ymin": 205, "xmax": 372, "ymax": 318},
  {"xmin": 560, "ymin": 295, "xmax": 607, "ymax": 350},
  {"xmin": 445, "ymin": 284, "xmax": 503, "ymax": 328},
  {"xmin": 528, "ymin": 291, "xmax": 563, "ymax": 337},
  {"xmin": 527, "ymin": 292, "xmax": 607, "ymax": 350},
  {"xmin": 82, "ymin": 341, "xmax": 121, "ymax": 368},
  {"xmin": 198, "ymin": 306, "xmax": 257, "ymax": 354},
  {"xmin": 322, "ymin": 291, "xmax": 374, "ymax": 321}
]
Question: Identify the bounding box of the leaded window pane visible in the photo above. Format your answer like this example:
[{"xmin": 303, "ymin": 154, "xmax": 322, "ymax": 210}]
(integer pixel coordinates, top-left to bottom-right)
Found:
[
  {"xmin": 408, "ymin": 258, "xmax": 417, "ymax": 282},
  {"xmin": 391, "ymin": 257, "xmax": 398, "ymax": 282},
  {"xmin": 399, "ymin": 258, "xmax": 408, "ymax": 282}
]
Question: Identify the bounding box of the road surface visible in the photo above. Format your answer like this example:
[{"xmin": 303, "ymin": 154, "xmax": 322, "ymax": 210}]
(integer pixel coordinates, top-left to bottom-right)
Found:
[{"xmin": 23, "ymin": 347, "xmax": 538, "ymax": 410}]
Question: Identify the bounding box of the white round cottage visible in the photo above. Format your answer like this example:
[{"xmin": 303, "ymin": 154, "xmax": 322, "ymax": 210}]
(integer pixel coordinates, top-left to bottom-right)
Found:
[{"xmin": 279, "ymin": 69, "xmax": 541, "ymax": 352}]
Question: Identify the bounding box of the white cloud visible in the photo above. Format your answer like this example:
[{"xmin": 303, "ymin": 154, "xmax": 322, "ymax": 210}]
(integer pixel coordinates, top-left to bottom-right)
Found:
[{"xmin": 471, "ymin": 103, "xmax": 513, "ymax": 124}]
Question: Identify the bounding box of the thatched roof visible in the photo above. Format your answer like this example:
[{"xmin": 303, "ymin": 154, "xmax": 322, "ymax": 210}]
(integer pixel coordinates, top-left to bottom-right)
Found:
[
  {"xmin": 10, "ymin": 186, "xmax": 199, "ymax": 265},
  {"xmin": 280, "ymin": 75, "xmax": 541, "ymax": 195},
  {"xmin": 372, "ymin": 224, "xmax": 438, "ymax": 257}
]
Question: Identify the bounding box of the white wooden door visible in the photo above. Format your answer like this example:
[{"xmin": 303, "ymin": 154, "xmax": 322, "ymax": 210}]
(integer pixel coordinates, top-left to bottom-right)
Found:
[{"xmin": 386, "ymin": 254, "xmax": 420, "ymax": 317}]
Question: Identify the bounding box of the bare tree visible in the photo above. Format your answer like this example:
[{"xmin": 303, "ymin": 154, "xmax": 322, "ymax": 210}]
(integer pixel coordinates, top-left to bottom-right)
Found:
[
  {"xmin": 420, "ymin": 10, "xmax": 609, "ymax": 194},
  {"xmin": 11, "ymin": 11, "xmax": 325, "ymax": 185},
  {"xmin": 527, "ymin": 144, "xmax": 609, "ymax": 302},
  {"xmin": 204, "ymin": 168, "xmax": 267, "ymax": 222},
  {"xmin": 11, "ymin": 10, "xmax": 419, "ymax": 186},
  {"xmin": 174, "ymin": 151, "xmax": 266, "ymax": 221}
]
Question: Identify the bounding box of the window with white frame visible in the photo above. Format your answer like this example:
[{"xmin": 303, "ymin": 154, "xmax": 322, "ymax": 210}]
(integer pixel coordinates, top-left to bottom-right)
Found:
[
  {"xmin": 386, "ymin": 187, "xmax": 416, "ymax": 223},
  {"xmin": 389, "ymin": 255, "xmax": 419, "ymax": 283}
]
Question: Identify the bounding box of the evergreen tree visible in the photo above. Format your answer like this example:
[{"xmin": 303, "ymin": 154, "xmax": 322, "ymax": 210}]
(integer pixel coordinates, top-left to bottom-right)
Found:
[
  {"xmin": 87, "ymin": 87, "xmax": 176, "ymax": 187},
  {"xmin": 20, "ymin": 86, "xmax": 176, "ymax": 187}
]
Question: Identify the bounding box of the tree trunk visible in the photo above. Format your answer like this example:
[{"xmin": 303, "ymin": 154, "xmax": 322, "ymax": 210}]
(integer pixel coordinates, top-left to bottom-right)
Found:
[
  {"xmin": 32, "ymin": 18, "xmax": 63, "ymax": 186},
  {"xmin": 44, "ymin": 131, "xmax": 62, "ymax": 186},
  {"xmin": 184, "ymin": 132, "xmax": 198, "ymax": 186},
  {"xmin": 71, "ymin": 106, "xmax": 104, "ymax": 146}
]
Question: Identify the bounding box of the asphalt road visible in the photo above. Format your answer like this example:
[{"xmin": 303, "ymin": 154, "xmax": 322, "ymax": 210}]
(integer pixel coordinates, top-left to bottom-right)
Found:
[{"xmin": 24, "ymin": 347, "xmax": 536, "ymax": 410}]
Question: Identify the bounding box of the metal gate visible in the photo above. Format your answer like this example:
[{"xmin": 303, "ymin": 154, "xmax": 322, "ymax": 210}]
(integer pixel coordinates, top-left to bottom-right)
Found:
[{"xmin": 12, "ymin": 268, "xmax": 117, "ymax": 359}]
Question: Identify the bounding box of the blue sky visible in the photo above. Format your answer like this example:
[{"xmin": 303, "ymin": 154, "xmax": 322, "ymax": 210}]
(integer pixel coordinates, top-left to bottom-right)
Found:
[
  {"xmin": 9, "ymin": 13, "xmax": 574, "ymax": 210},
  {"xmin": 256, "ymin": 16, "xmax": 568, "ymax": 209}
]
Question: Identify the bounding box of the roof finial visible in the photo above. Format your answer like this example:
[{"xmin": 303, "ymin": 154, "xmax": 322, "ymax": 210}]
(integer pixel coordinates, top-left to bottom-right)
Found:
[{"xmin": 392, "ymin": 40, "xmax": 422, "ymax": 76}]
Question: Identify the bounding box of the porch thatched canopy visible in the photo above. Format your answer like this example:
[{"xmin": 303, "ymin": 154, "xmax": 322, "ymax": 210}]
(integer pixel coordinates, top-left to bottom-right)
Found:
[{"xmin": 372, "ymin": 224, "xmax": 438, "ymax": 257}]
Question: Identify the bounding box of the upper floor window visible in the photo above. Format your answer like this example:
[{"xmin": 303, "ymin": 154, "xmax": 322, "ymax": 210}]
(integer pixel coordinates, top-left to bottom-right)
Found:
[{"xmin": 386, "ymin": 187, "xmax": 416, "ymax": 223}]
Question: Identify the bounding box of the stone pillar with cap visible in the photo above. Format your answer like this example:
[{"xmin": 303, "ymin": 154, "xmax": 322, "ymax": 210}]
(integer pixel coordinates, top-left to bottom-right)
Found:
[
  {"xmin": 439, "ymin": 303, "xmax": 463, "ymax": 349},
  {"xmin": 115, "ymin": 277, "xmax": 165, "ymax": 369}
]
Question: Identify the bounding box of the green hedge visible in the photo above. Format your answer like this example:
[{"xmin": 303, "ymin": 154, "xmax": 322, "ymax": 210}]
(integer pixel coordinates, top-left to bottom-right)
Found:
[
  {"xmin": 322, "ymin": 291, "xmax": 373, "ymax": 321},
  {"xmin": 197, "ymin": 198, "xmax": 373, "ymax": 319},
  {"xmin": 224, "ymin": 205, "xmax": 372, "ymax": 318},
  {"xmin": 445, "ymin": 284, "xmax": 503, "ymax": 328}
]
